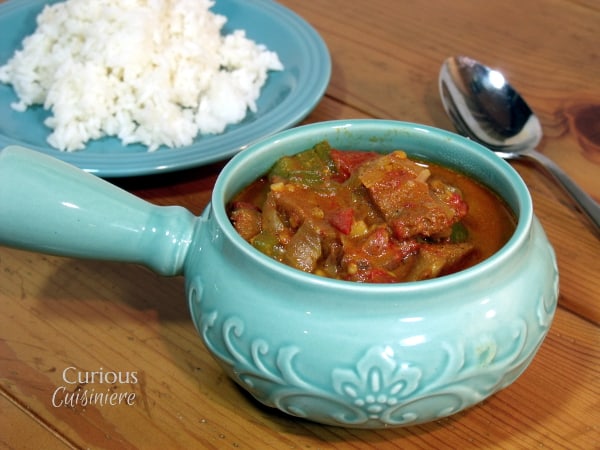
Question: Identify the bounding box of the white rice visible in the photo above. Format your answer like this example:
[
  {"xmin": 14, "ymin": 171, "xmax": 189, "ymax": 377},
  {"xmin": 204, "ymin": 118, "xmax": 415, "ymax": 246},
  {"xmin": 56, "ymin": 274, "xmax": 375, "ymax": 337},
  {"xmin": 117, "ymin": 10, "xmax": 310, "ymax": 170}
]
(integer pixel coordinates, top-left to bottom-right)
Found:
[{"xmin": 0, "ymin": 0, "xmax": 283, "ymax": 151}]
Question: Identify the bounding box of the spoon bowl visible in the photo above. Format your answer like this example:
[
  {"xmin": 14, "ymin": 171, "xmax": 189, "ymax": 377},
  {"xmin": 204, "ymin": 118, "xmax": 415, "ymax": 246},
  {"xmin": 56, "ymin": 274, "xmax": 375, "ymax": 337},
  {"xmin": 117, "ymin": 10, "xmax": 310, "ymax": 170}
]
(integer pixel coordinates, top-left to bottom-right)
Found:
[{"xmin": 439, "ymin": 55, "xmax": 600, "ymax": 235}]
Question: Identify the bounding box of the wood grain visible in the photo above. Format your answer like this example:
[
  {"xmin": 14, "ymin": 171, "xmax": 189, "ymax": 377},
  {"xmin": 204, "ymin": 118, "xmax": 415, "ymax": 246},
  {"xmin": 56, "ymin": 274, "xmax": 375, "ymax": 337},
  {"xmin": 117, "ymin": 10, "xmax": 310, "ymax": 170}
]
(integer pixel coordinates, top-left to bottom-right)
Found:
[
  {"xmin": 1, "ymin": 0, "xmax": 599, "ymax": 448},
  {"xmin": 1, "ymin": 247, "xmax": 598, "ymax": 449}
]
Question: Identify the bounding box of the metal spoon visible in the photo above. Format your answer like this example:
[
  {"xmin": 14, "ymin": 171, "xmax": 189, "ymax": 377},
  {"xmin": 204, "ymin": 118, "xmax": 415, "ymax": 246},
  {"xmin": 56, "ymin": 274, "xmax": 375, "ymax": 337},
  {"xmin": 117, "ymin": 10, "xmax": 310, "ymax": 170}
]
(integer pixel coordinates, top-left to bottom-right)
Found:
[{"xmin": 439, "ymin": 55, "xmax": 600, "ymax": 235}]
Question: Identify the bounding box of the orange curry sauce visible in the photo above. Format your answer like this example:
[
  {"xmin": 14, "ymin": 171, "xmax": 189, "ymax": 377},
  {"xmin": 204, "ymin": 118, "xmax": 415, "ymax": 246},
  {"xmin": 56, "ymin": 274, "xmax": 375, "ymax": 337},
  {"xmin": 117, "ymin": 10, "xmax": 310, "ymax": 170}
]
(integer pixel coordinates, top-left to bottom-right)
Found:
[{"xmin": 228, "ymin": 141, "xmax": 515, "ymax": 283}]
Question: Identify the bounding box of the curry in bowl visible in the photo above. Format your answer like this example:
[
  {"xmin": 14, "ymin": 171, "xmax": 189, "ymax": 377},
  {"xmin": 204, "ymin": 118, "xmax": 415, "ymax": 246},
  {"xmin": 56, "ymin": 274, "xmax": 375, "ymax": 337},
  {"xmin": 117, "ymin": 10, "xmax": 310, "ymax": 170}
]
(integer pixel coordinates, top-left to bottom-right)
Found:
[
  {"xmin": 228, "ymin": 141, "xmax": 515, "ymax": 283},
  {"xmin": 0, "ymin": 119, "xmax": 558, "ymax": 428}
]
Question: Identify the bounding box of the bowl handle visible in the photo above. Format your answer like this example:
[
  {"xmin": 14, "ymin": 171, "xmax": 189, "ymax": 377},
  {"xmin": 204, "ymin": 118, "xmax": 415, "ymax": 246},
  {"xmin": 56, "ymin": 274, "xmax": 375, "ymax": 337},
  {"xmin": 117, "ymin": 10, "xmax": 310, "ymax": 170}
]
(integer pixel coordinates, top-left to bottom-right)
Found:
[{"xmin": 0, "ymin": 146, "xmax": 197, "ymax": 276}]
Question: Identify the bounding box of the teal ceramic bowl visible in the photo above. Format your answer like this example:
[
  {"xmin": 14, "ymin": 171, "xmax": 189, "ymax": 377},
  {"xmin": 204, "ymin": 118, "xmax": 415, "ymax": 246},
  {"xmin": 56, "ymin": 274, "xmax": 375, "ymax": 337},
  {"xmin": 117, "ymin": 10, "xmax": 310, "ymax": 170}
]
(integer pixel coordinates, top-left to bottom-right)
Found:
[{"xmin": 0, "ymin": 120, "xmax": 558, "ymax": 428}]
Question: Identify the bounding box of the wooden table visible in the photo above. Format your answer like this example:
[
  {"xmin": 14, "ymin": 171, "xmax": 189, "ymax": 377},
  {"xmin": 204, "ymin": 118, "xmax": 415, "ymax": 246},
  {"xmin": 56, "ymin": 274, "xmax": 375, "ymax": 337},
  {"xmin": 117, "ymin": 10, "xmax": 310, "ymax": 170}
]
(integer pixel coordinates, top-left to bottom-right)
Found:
[{"xmin": 1, "ymin": 0, "xmax": 598, "ymax": 448}]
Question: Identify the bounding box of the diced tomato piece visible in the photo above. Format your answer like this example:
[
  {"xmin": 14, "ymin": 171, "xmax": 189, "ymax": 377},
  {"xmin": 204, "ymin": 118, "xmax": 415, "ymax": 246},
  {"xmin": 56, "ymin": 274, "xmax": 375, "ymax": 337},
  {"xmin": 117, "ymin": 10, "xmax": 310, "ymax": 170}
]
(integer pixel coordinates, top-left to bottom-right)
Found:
[
  {"xmin": 328, "ymin": 207, "xmax": 354, "ymax": 234},
  {"xmin": 366, "ymin": 269, "xmax": 398, "ymax": 283},
  {"xmin": 350, "ymin": 268, "xmax": 397, "ymax": 283},
  {"xmin": 448, "ymin": 192, "xmax": 469, "ymax": 217},
  {"xmin": 330, "ymin": 149, "xmax": 380, "ymax": 180}
]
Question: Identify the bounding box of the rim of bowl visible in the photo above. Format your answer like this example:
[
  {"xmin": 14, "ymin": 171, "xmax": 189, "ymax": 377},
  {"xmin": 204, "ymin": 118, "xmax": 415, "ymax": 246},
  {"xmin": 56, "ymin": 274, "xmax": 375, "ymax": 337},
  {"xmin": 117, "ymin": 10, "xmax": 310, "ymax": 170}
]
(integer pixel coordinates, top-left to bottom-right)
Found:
[{"xmin": 212, "ymin": 119, "xmax": 533, "ymax": 294}]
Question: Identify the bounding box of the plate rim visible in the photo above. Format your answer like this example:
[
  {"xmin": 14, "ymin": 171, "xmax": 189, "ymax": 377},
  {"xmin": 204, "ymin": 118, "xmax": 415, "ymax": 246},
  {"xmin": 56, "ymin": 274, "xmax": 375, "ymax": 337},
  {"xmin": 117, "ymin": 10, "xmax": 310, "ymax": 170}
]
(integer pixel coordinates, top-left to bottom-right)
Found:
[{"xmin": 0, "ymin": 0, "xmax": 331, "ymax": 177}]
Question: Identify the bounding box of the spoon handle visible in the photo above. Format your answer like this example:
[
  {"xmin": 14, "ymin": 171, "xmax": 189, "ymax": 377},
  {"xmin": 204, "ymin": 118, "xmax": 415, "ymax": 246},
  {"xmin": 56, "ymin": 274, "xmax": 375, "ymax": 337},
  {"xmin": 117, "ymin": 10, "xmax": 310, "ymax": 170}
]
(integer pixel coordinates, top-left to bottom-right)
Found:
[{"xmin": 522, "ymin": 148, "xmax": 600, "ymax": 235}]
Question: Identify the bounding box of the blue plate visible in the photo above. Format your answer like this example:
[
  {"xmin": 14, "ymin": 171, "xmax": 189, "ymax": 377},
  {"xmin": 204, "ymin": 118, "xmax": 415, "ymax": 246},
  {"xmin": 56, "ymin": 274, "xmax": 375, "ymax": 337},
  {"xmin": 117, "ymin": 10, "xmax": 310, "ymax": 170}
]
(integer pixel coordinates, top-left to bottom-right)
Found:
[{"xmin": 0, "ymin": 0, "xmax": 331, "ymax": 177}]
